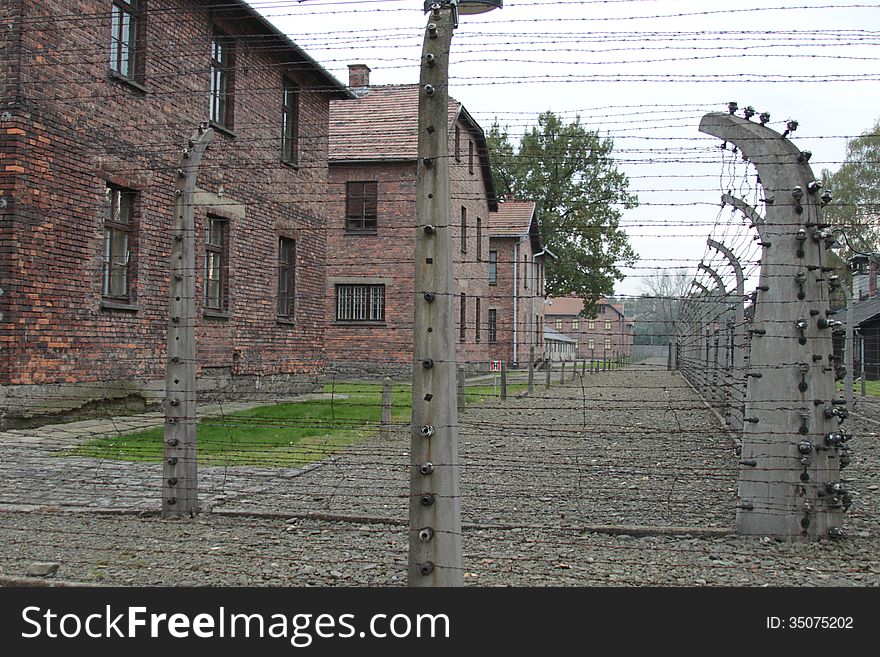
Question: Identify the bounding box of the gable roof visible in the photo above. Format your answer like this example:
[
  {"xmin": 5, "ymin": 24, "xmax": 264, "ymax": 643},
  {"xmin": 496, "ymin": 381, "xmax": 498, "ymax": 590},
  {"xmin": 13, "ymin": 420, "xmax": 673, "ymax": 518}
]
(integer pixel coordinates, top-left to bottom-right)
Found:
[
  {"xmin": 223, "ymin": 2, "xmax": 353, "ymax": 100},
  {"xmin": 490, "ymin": 201, "xmax": 536, "ymax": 237},
  {"xmin": 852, "ymin": 295, "xmax": 880, "ymax": 326},
  {"xmin": 329, "ymin": 84, "xmax": 498, "ymax": 211},
  {"xmin": 544, "ymin": 296, "xmax": 624, "ymax": 318}
]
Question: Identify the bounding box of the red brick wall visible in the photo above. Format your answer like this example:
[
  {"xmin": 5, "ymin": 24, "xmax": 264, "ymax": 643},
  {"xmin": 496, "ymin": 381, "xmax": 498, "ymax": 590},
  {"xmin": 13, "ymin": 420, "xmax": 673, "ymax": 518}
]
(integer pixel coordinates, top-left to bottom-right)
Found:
[
  {"xmin": 1, "ymin": 0, "xmax": 335, "ymax": 406},
  {"xmin": 546, "ymin": 303, "xmax": 633, "ymax": 360},
  {"xmin": 325, "ymin": 118, "xmax": 492, "ymax": 373}
]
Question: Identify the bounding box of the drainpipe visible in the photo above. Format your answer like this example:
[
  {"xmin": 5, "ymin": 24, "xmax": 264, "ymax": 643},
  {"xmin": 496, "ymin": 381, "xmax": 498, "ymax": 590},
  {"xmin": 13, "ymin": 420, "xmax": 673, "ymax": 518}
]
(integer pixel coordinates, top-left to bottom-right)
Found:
[{"xmin": 512, "ymin": 239, "xmax": 522, "ymax": 367}]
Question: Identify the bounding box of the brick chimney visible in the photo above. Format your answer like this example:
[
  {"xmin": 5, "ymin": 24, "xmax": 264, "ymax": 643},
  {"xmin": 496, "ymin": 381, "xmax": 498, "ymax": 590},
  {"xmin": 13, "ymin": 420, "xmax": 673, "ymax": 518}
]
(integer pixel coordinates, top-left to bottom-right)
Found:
[{"xmin": 348, "ymin": 64, "xmax": 371, "ymax": 97}]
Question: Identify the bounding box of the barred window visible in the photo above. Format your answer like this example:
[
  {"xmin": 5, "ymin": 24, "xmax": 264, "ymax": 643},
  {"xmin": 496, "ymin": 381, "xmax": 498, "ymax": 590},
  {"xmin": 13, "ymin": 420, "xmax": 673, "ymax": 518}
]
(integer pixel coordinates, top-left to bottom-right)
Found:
[
  {"xmin": 488, "ymin": 250, "xmax": 497, "ymax": 284},
  {"xmin": 488, "ymin": 309, "xmax": 497, "ymax": 343},
  {"xmin": 277, "ymin": 238, "xmax": 295, "ymax": 319},
  {"xmin": 459, "ymin": 293, "xmax": 466, "ymax": 342},
  {"xmin": 282, "ymin": 79, "xmax": 299, "ymax": 164},
  {"xmin": 346, "ymin": 181, "xmax": 378, "ymax": 232},
  {"xmin": 475, "ymin": 297, "xmax": 481, "ymax": 343},
  {"xmin": 335, "ymin": 284, "xmax": 385, "ymax": 322},
  {"xmin": 204, "ymin": 216, "xmax": 228, "ymax": 310},
  {"xmin": 476, "ymin": 217, "xmax": 482, "ymax": 261},
  {"xmin": 102, "ymin": 185, "xmax": 135, "ymax": 300}
]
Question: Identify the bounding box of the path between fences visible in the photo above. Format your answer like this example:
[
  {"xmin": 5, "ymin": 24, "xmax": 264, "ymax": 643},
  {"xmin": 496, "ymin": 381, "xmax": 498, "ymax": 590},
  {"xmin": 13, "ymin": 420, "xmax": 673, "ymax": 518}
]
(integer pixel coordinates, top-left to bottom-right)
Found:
[{"xmin": 1, "ymin": 360, "xmax": 878, "ymax": 586}]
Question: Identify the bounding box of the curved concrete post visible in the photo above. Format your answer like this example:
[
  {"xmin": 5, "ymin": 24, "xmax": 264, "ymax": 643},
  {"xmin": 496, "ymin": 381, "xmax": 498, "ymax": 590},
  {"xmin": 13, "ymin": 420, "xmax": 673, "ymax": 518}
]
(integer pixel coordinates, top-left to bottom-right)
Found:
[
  {"xmin": 721, "ymin": 193, "xmax": 766, "ymax": 242},
  {"xmin": 700, "ymin": 112, "xmax": 846, "ymax": 538},
  {"xmin": 698, "ymin": 263, "xmax": 727, "ymax": 412}
]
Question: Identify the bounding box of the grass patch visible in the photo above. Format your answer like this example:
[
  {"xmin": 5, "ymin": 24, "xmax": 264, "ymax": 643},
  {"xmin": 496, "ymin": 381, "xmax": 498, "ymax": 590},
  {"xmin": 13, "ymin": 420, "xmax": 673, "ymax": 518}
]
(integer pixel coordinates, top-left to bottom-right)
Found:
[
  {"xmin": 837, "ymin": 379, "xmax": 880, "ymax": 398},
  {"xmin": 67, "ymin": 380, "xmax": 527, "ymax": 468}
]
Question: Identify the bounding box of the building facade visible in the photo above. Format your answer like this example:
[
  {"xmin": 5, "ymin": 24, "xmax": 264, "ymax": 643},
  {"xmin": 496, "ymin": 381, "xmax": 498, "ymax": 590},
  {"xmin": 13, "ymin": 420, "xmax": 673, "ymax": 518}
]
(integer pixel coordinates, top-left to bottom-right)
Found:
[
  {"xmin": 544, "ymin": 297, "xmax": 634, "ymax": 361},
  {"xmin": 487, "ymin": 201, "xmax": 549, "ymax": 368},
  {"xmin": 325, "ymin": 65, "xmax": 497, "ymax": 376},
  {"xmin": 0, "ymin": 0, "xmax": 352, "ymax": 423}
]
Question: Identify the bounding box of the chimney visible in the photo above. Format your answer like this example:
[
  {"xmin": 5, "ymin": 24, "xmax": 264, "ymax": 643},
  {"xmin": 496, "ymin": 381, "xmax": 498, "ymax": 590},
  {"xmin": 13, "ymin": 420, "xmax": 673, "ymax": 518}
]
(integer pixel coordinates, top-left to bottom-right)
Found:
[{"xmin": 348, "ymin": 64, "xmax": 371, "ymax": 97}]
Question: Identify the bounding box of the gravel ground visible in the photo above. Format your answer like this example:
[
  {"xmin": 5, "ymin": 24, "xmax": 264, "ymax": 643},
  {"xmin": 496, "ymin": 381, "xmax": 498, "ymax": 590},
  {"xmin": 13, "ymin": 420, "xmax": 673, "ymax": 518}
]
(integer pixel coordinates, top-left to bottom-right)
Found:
[{"xmin": 1, "ymin": 361, "xmax": 878, "ymax": 586}]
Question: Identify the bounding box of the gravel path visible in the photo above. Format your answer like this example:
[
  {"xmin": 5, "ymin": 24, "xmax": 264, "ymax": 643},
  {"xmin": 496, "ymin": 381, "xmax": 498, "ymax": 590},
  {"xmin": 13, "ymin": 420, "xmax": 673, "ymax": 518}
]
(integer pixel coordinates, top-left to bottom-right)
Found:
[{"xmin": 1, "ymin": 361, "xmax": 878, "ymax": 586}]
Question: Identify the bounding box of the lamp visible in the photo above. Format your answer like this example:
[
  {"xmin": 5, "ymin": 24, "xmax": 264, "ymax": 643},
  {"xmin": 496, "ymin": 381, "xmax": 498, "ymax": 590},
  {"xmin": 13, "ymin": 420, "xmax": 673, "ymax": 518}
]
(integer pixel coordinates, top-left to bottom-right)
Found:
[{"xmin": 424, "ymin": 0, "xmax": 502, "ymax": 14}]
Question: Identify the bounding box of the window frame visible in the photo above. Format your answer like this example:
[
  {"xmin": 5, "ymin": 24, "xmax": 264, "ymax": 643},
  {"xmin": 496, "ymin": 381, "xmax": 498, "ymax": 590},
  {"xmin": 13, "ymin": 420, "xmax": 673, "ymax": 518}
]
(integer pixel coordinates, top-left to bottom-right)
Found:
[
  {"xmin": 101, "ymin": 184, "xmax": 137, "ymax": 303},
  {"xmin": 459, "ymin": 293, "xmax": 466, "ymax": 343},
  {"xmin": 277, "ymin": 237, "xmax": 296, "ymax": 321},
  {"xmin": 460, "ymin": 206, "xmax": 467, "ymax": 253},
  {"xmin": 488, "ymin": 308, "xmax": 497, "ymax": 343},
  {"xmin": 572, "ymin": 319, "xmax": 580, "ymax": 330},
  {"xmin": 209, "ymin": 27, "xmax": 235, "ymax": 129},
  {"xmin": 334, "ymin": 283, "xmax": 385, "ymax": 323},
  {"xmin": 475, "ymin": 297, "xmax": 481, "ymax": 343},
  {"xmin": 281, "ymin": 78, "xmax": 299, "ymax": 165},
  {"xmin": 109, "ymin": 0, "xmax": 145, "ymax": 84},
  {"xmin": 488, "ymin": 250, "xmax": 497, "ymax": 285},
  {"xmin": 345, "ymin": 180, "xmax": 379, "ymax": 233},
  {"xmin": 476, "ymin": 217, "xmax": 482, "ymax": 261},
  {"xmin": 204, "ymin": 215, "xmax": 229, "ymax": 313},
  {"xmin": 605, "ymin": 320, "xmax": 612, "ymax": 331},
  {"xmin": 555, "ymin": 319, "xmax": 563, "ymax": 331},
  {"xmin": 454, "ymin": 125, "xmax": 461, "ymax": 162},
  {"xmin": 468, "ymin": 140, "xmax": 474, "ymax": 174}
]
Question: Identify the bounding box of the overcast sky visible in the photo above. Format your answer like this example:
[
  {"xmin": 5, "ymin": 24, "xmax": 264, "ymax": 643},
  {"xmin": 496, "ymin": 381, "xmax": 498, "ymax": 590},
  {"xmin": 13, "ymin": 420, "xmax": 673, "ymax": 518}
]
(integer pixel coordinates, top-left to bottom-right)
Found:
[{"xmin": 253, "ymin": 0, "xmax": 880, "ymax": 299}]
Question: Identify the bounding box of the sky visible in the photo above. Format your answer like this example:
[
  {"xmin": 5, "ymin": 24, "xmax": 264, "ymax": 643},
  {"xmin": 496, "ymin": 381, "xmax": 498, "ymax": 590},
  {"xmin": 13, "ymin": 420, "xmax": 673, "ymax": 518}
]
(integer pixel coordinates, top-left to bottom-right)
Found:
[{"xmin": 251, "ymin": 0, "xmax": 880, "ymax": 300}]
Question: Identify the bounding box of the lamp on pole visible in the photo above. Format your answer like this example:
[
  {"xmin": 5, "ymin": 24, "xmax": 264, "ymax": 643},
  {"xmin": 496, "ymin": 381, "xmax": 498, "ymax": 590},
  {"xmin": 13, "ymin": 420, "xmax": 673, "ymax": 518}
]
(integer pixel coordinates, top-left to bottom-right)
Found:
[{"xmin": 410, "ymin": 0, "xmax": 501, "ymax": 587}]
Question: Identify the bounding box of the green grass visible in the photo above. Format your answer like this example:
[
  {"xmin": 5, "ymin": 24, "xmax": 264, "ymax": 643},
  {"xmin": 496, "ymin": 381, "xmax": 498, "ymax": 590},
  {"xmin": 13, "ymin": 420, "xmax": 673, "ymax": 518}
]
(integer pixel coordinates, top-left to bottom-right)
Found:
[
  {"xmin": 66, "ymin": 380, "xmax": 529, "ymax": 468},
  {"xmin": 837, "ymin": 379, "xmax": 880, "ymax": 398}
]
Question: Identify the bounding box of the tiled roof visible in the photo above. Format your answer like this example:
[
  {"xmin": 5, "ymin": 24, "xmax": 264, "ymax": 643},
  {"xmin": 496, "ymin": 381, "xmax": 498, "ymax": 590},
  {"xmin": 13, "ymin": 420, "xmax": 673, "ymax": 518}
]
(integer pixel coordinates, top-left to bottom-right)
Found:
[
  {"xmin": 544, "ymin": 296, "xmax": 622, "ymax": 318},
  {"xmin": 329, "ymin": 85, "xmax": 460, "ymax": 161},
  {"xmin": 489, "ymin": 201, "xmax": 536, "ymax": 237},
  {"xmin": 852, "ymin": 295, "xmax": 880, "ymax": 325}
]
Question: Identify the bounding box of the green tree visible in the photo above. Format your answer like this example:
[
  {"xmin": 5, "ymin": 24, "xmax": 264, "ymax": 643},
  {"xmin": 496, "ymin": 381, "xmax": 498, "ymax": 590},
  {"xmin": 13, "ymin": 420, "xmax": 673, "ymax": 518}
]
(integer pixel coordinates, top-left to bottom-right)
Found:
[
  {"xmin": 821, "ymin": 119, "xmax": 880, "ymax": 256},
  {"xmin": 487, "ymin": 112, "xmax": 638, "ymax": 317}
]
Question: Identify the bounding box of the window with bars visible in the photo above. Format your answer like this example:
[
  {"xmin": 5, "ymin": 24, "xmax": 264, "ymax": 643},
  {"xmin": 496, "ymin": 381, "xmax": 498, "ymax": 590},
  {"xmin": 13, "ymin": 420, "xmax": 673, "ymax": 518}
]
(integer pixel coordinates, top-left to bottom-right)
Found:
[
  {"xmin": 475, "ymin": 298, "xmax": 481, "ymax": 343},
  {"xmin": 468, "ymin": 140, "xmax": 474, "ymax": 174},
  {"xmin": 102, "ymin": 185, "xmax": 136, "ymax": 300},
  {"xmin": 335, "ymin": 284, "xmax": 385, "ymax": 322},
  {"xmin": 109, "ymin": 0, "xmax": 143, "ymax": 81},
  {"xmin": 345, "ymin": 181, "xmax": 378, "ymax": 232},
  {"xmin": 459, "ymin": 293, "xmax": 466, "ymax": 342},
  {"xmin": 454, "ymin": 125, "xmax": 461, "ymax": 162},
  {"xmin": 204, "ymin": 216, "xmax": 228, "ymax": 311},
  {"xmin": 210, "ymin": 28, "xmax": 234, "ymax": 128},
  {"xmin": 476, "ymin": 217, "xmax": 482, "ymax": 261},
  {"xmin": 277, "ymin": 237, "xmax": 295, "ymax": 319},
  {"xmin": 460, "ymin": 207, "xmax": 467, "ymax": 253},
  {"xmin": 488, "ymin": 308, "xmax": 497, "ymax": 343},
  {"xmin": 282, "ymin": 79, "xmax": 299, "ymax": 164},
  {"xmin": 488, "ymin": 250, "xmax": 497, "ymax": 284}
]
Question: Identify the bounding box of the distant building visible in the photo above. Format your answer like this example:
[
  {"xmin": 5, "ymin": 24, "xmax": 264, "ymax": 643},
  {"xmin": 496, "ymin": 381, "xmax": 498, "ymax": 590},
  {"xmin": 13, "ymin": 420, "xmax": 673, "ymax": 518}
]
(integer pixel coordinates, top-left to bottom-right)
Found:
[
  {"xmin": 487, "ymin": 200, "xmax": 551, "ymax": 368},
  {"xmin": 543, "ymin": 328, "xmax": 577, "ymax": 362},
  {"xmin": 544, "ymin": 297, "xmax": 633, "ymax": 361}
]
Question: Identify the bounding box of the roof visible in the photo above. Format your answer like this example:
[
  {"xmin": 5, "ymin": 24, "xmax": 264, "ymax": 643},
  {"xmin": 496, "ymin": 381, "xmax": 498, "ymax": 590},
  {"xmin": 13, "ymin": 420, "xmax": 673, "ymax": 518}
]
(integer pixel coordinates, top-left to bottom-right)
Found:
[
  {"xmin": 543, "ymin": 328, "xmax": 577, "ymax": 344},
  {"xmin": 852, "ymin": 295, "xmax": 880, "ymax": 326},
  {"xmin": 224, "ymin": 2, "xmax": 353, "ymax": 100},
  {"xmin": 329, "ymin": 84, "xmax": 498, "ymax": 211},
  {"xmin": 489, "ymin": 201, "xmax": 536, "ymax": 237},
  {"xmin": 544, "ymin": 296, "xmax": 624, "ymax": 318}
]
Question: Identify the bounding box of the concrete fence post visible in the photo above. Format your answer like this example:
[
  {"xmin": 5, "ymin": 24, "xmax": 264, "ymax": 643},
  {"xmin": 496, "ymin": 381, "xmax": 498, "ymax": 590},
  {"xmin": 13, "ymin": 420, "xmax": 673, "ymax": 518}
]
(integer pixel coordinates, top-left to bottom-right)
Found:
[{"xmin": 381, "ymin": 377, "xmax": 393, "ymax": 440}]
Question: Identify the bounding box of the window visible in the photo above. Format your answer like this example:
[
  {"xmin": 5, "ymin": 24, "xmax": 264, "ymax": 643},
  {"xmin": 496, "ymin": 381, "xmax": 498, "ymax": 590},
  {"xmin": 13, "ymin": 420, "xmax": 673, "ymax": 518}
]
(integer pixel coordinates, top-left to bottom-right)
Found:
[
  {"xmin": 475, "ymin": 298, "xmax": 481, "ymax": 343},
  {"xmin": 588, "ymin": 338, "xmax": 595, "ymax": 350},
  {"xmin": 460, "ymin": 207, "xmax": 467, "ymax": 253},
  {"xmin": 468, "ymin": 140, "xmax": 474, "ymax": 174},
  {"xmin": 335, "ymin": 284, "xmax": 385, "ymax": 322},
  {"xmin": 346, "ymin": 181, "xmax": 378, "ymax": 232},
  {"xmin": 277, "ymin": 237, "xmax": 295, "ymax": 319},
  {"xmin": 282, "ymin": 79, "xmax": 299, "ymax": 164},
  {"xmin": 488, "ymin": 309, "xmax": 497, "ymax": 343},
  {"xmin": 476, "ymin": 218, "xmax": 482, "ymax": 261},
  {"xmin": 454, "ymin": 125, "xmax": 461, "ymax": 162},
  {"xmin": 604, "ymin": 337, "xmax": 612, "ymax": 351},
  {"xmin": 605, "ymin": 320, "xmax": 612, "ymax": 331},
  {"xmin": 210, "ymin": 28, "xmax": 234, "ymax": 128},
  {"xmin": 555, "ymin": 319, "xmax": 563, "ymax": 331},
  {"xmin": 109, "ymin": 0, "xmax": 142, "ymax": 81},
  {"xmin": 537, "ymin": 316, "xmax": 543, "ymax": 344},
  {"xmin": 523, "ymin": 254, "xmax": 529, "ymax": 289},
  {"xmin": 102, "ymin": 185, "xmax": 135, "ymax": 300},
  {"xmin": 488, "ymin": 250, "xmax": 497, "ymax": 284},
  {"xmin": 588, "ymin": 319, "xmax": 595, "ymax": 330},
  {"xmin": 459, "ymin": 293, "xmax": 466, "ymax": 342},
  {"xmin": 572, "ymin": 319, "xmax": 579, "ymax": 330},
  {"xmin": 204, "ymin": 216, "xmax": 228, "ymax": 311}
]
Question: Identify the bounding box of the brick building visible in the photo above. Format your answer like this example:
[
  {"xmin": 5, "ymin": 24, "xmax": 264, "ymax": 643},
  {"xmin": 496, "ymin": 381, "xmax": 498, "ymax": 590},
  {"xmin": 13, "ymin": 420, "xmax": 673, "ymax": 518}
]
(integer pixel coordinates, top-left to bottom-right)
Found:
[
  {"xmin": 325, "ymin": 65, "xmax": 497, "ymax": 376},
  {"xmin": 544, "ymin": 297, "xmax": 634, "ymax": 361},
  {"xmin": 487, "ymin": 200, "xmax": 550, "ymax": 368},
  {"xmin": 0, "ymin": 0, "xmax": 352, "ymax": 423}
]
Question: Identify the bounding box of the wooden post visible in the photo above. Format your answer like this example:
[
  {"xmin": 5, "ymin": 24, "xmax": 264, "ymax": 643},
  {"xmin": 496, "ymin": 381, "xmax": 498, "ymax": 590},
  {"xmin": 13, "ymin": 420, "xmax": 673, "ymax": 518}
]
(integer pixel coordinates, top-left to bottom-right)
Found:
[
  {"xmin": 162, "ymin": 124, "xmax": 213, "ymax": 519},
  {"xmin": 381, "ymin": 377, "xmax": 393, "ymax": 440},
  {"xmin": 500, "ymin": 360, "xmax": 507, "ymax": 400},
  {"xmin": 527, "ymin": 346, "xmax": 535, "ymax": 394},
  {"xmin": 560, "ymin": 360, "xmax": 566, "ymax": 384},
  {"xmin": 545, "ymin": 359, "xmax": 552, "ymax": 389}
]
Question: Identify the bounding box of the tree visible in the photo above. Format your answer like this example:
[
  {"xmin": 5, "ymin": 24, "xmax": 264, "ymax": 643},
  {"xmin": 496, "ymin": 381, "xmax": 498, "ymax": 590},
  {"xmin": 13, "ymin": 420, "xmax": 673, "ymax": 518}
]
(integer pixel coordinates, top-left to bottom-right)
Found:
[
  {"xmin": 631, "ymin": 270, "xmax": 692, "ymax": 345},
  {"xmin": 821, "ymin": 119, "xmax": 880, "ymax": 257},
  {"xmin": 487, "ymin": 112, "xmax": 638, "ymax": 317}
]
